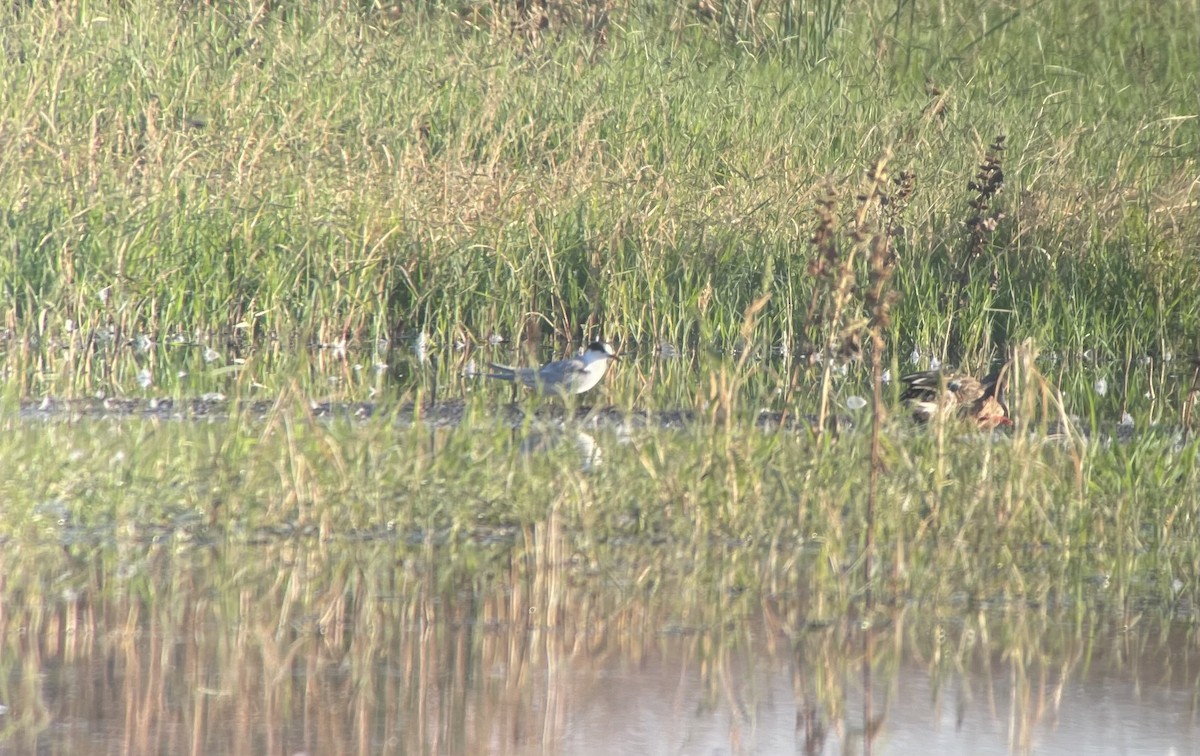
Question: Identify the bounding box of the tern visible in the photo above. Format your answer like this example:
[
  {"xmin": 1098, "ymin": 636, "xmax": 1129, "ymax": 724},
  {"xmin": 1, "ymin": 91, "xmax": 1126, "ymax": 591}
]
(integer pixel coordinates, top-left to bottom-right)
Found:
[{"xmin": 487, "ymin": 341, "xmax": 618, "ymax": 397}]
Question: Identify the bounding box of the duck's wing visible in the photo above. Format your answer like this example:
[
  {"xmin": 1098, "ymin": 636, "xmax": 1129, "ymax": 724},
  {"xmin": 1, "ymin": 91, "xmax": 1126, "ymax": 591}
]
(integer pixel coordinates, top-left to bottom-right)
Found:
[
  {"xmin": 979, "ymin": 370, "xmax": 1005, "ymax": 399},
  {"xmin": 899, "ymin": 370, "xmax": 946, "ymax": 401}
]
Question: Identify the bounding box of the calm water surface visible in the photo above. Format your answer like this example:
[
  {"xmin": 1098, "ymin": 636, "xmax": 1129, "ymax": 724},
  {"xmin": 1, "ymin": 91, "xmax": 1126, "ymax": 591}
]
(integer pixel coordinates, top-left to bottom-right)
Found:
[{"xmin": 1, "ymin": 537, "xmax": 1196, "ymax": 756}]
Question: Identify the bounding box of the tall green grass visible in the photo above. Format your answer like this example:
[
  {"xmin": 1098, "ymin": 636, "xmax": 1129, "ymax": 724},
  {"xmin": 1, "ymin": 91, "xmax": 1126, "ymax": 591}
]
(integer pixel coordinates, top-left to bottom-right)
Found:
[{"xmin": 0, "ymin": 0, "xmax": 1196, "ymax": 411}]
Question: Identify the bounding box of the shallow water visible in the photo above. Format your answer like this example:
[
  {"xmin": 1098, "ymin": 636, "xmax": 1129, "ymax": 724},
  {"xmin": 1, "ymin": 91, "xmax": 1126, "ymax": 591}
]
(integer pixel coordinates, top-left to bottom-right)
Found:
[
  {"xmin": 2, "ymin": 340, "xmax": 1198, "ymax": 754},
  {"xmin": 2, "ymin": 536, "xmax": 1196, "ymax": 755}
]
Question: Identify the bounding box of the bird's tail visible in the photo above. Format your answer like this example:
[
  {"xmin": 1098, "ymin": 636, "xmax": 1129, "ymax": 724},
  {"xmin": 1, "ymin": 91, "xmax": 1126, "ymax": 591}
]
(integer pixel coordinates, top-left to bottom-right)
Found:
[{"xmin": 485, "ymin": 363, "xmax": 517, "ymax": 381}]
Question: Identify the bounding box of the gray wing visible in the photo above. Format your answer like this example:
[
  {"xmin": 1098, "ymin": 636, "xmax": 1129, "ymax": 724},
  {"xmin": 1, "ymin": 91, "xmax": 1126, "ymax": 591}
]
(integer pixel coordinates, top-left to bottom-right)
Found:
[{"xmin": 547, "ymin": 356, "xmax": 588, "ymax": 377}]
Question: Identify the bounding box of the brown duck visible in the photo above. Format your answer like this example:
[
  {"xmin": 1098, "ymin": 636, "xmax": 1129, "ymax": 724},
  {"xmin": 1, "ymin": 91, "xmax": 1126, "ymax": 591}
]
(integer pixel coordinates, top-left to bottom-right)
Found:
[{"xmin": 900, "ymin": 369, "xmax": 1011, "ymax": 428}]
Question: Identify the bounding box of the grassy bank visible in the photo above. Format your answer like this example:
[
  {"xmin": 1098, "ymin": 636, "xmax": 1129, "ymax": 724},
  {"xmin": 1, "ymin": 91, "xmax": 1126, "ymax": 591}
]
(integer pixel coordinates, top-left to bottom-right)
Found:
[{"xmin": 0, "ymin": 0, "xmax": 1196, "ymax": 409}]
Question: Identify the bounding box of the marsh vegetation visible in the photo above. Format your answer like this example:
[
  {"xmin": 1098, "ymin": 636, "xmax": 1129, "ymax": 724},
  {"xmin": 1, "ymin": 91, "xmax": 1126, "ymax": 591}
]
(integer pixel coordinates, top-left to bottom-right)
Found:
[{"xmin": 1, "ymin": 0, "xmax": 1198, "ymax": 752}]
